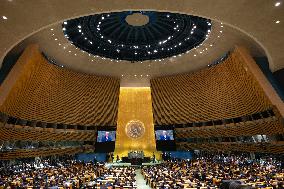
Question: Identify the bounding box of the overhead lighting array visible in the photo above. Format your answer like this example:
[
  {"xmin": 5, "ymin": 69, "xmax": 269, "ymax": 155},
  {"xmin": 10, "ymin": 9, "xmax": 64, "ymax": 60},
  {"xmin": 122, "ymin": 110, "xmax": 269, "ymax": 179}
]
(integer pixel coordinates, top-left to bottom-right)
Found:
[
  {"xmin": 61, "ymin": 11, "xmax": 213, "ymax": 62},
  {"xmin": 50, "ymin": 17, "xmax": 226, "ymax": 78},
  {"xmin": 274, "ymin": 2, "xmax": 281, "ymax": 24}
]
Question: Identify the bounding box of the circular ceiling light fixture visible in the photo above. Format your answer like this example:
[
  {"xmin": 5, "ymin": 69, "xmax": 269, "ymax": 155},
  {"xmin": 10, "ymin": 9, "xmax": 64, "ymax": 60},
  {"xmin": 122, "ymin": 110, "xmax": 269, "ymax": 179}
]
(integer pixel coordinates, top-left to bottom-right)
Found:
[
  {"xmin": 62, "ymin": 11, "xmax": 211, "ymax": 62},
  {"xmin": 125, "ymin": 12, "xmax": 149, "ymax": 26}
]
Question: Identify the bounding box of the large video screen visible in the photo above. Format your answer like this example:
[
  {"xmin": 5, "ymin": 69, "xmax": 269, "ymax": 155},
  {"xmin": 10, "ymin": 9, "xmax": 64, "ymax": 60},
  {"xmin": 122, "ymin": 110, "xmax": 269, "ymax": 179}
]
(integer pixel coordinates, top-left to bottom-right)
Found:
[
  {"xmin": 97, "ymin": 131, "xmax": 116, "ymax": 142},
  {"xmin": 155, "ymin": 130, "xmax": 174, "ymax": 141}
]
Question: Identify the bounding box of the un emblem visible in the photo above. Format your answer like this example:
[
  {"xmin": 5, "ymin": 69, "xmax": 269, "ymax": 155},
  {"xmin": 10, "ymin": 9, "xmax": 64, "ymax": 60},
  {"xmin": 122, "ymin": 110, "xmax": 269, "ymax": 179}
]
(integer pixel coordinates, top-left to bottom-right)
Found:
[{"xmin": 125, "ymin": 120, "xmax": 145, "ymax": 139}]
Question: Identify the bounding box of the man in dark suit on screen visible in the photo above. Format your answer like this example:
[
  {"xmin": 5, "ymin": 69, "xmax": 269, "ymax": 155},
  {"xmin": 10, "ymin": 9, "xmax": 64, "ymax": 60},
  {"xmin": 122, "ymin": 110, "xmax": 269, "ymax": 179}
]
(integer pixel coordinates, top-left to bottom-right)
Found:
[
  {"xmin": 101, "ymin": 131, "xmax": 112, "ymax": 142},
  {"xmin": 159, "ymin": 130, "xmax": 171, "ymax": 140}
]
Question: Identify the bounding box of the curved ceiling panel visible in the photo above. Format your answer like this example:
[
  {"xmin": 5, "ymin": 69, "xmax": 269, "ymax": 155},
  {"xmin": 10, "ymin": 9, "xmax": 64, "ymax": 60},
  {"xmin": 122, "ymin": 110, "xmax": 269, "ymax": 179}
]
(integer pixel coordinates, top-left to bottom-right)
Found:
[
  {"xmin": 0, "ymin": 0, "xmax": 283, "ymax": 73},
  {"xmin": 62, "ymin": 11, "xmax": 211, "ymax": 62},
  {"xmin": 2, "ymin": 0, "xmax": 281, "ymax": 87}
]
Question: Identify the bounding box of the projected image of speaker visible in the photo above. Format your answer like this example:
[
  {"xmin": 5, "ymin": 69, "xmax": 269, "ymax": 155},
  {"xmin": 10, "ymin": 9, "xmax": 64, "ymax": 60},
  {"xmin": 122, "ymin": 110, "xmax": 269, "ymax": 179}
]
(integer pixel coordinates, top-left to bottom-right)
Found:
[
  {"xmin": 155, "ymin": 126, "xmax": 176, "ymax": 151},
  {"xmin": 220, "ymin": 180, "xmax": 251, "ymax": 189},
  {"xmin": 97, "ymin": 131, "xmax": 116, "ymax": 142},
  {"xmin": 95, "ymin": 128, "xmax": 116, "ymax": 152}
]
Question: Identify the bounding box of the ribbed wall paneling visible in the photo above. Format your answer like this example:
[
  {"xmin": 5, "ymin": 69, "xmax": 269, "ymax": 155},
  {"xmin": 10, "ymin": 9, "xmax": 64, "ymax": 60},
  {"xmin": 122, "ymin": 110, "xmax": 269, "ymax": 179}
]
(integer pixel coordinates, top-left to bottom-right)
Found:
[
  {"xmin": 0, "ymin": 125, "xmax": 96, "ymax": 141},
  {"xmin": 151, "ymin": 48, "xmax": 272, "ymax": 125},
  {"xmin": 0, "ymin": 146, "xmax": 90, "ymax": 160},
  {"xmin": 177, "ymin": 142, "xmax": 284, "ymax": 154},
  {"xmin": 0, "ymin": 44, "xmax": 120, "ymax": 126},
  {"xmin": 175, "ymin": 117, "xmax": 283, "ymax": 138}
]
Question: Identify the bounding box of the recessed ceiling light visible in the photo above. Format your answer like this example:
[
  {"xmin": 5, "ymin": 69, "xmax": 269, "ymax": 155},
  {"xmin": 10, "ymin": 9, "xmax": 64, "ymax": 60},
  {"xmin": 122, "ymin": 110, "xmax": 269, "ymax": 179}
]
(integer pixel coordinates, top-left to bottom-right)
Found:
[
  {"xmin": 50, "ymin": 28, "xmax": 53, "ymax": 31},
  {"xmin": 58, "ymin": 43, "xmax": 61, "ymax": 46},
  {"xmin": 220, "ymin": 31, "xmax": 223, "ymax": 33},
  {"xmin": 54, "ymin": 38, "xmax": 57, "ymax": 41},
  {"xmin": 275, "ymin": 2, "xmax": 281, "ymax": 6},
  {"xmin": 74, "ymin": 54, "xmax": 77, "ymax": 56},
  {"xmin": 210, "ymin": 44, "xmax": 213, "ymax": 46},
  {"xmin": 194, "ymin": 54, "xmax": 196, "ymax": 56},
  {"xmin": 63, "ymin": 21, "xmax": 67, "ymax": 25},
  {"xmin": 2, "ymin": 16, "xmax": 7, "ymax": 20},
  {"xmin": 275, "ymin": 20, "xmax": 280, "ymax": 23},
  {"xmin": 218, "ymin": 36, "xmax": 220, "ymax": 38},
  {"xmin": 68, "ymin": 50, "xmax": 71, "ymax": 53},
  {"xmin": 121, "ymin": 75, "xmax": 124, "ymax": 77},
  {"xmin": 221, "ymin": 25, "xmax": 223, "ymax": 27}
]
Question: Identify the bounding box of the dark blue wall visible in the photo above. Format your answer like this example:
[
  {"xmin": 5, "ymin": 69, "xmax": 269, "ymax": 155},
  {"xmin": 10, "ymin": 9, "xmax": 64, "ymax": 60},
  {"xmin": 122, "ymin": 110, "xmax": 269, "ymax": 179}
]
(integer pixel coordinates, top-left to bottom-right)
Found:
[
  {"xmin": 254, "ymin": 57, "xmax": 284, "ymax": 101},
  {"xmin": 274, "ymin": 68, "xmax": 284, "ymax": 95},
  {"xmin": 0, "ymin": 52, "xmax": 22, "ymax": 84},
  {"xmin": 166, "ymin": 151, "xmax": 193, "ymax": 160},
  {"xmin": 76, "ymin": 153, "xmax": 107, "ymax": 162}
]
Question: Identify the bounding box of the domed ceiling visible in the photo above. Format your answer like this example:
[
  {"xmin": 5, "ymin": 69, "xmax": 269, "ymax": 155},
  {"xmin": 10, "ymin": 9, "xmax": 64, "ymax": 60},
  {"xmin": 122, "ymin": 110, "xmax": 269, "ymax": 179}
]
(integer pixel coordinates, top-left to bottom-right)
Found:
[
  {"xmin": 1, "ymin": 0, "xmax": 284, "ymax": 80},
  {"xmin": 62, "ymin": 11, "xmax": 211, "ymax": 62},
  {"xmin": 1, "ymin": 2, "xmax": 272, "ymax": 87}
]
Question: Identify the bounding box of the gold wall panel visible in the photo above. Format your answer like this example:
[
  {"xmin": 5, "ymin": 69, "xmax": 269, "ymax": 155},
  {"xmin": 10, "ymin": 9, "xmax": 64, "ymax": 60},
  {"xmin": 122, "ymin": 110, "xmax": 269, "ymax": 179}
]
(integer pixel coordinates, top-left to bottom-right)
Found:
[{"xmin": 115, "ymin": 87, "xmax": 158, "ymax": 158}]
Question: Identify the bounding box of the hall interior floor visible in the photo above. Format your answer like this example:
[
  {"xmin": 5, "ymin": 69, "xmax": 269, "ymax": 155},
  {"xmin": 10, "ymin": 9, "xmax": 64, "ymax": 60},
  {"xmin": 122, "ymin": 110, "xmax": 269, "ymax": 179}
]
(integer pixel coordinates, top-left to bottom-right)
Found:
[{"xmin": 135, "ymin": 169, "xmax": 151, "ymax": 189}]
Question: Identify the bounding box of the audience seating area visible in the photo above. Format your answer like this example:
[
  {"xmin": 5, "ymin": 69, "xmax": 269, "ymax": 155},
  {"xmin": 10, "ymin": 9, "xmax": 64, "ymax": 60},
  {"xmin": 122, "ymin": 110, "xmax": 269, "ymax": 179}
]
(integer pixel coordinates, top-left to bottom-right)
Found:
[
  {"xmin": 142, "ymin": 154, "xmax": 284, "ymax": 188},
  {"xmin": 0, "ymin": 157, "xmax": 137, "ymax": 188},
  {"xmin": 1, "ymin": 153, "xmax": 283, "ymax": 188}
]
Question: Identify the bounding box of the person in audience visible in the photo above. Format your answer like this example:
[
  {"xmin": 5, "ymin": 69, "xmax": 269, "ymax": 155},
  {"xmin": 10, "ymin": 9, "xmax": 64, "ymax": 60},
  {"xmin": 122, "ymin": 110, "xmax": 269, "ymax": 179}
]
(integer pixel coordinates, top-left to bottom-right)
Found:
[
  {"xmin": 116, "ymin": 154, "xmax": 120, "ymax": 162},
  {"xmin": 152, "ymin": 152, "xmax": 156, "ymax": 163}
]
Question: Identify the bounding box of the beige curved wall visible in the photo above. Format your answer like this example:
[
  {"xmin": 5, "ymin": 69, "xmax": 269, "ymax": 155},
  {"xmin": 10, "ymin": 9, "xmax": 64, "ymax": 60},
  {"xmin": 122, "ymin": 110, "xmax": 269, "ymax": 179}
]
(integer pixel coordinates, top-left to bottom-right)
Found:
[{"xmin": 0, "ymin": 44, "xmax": 120, "ymax": 126}]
